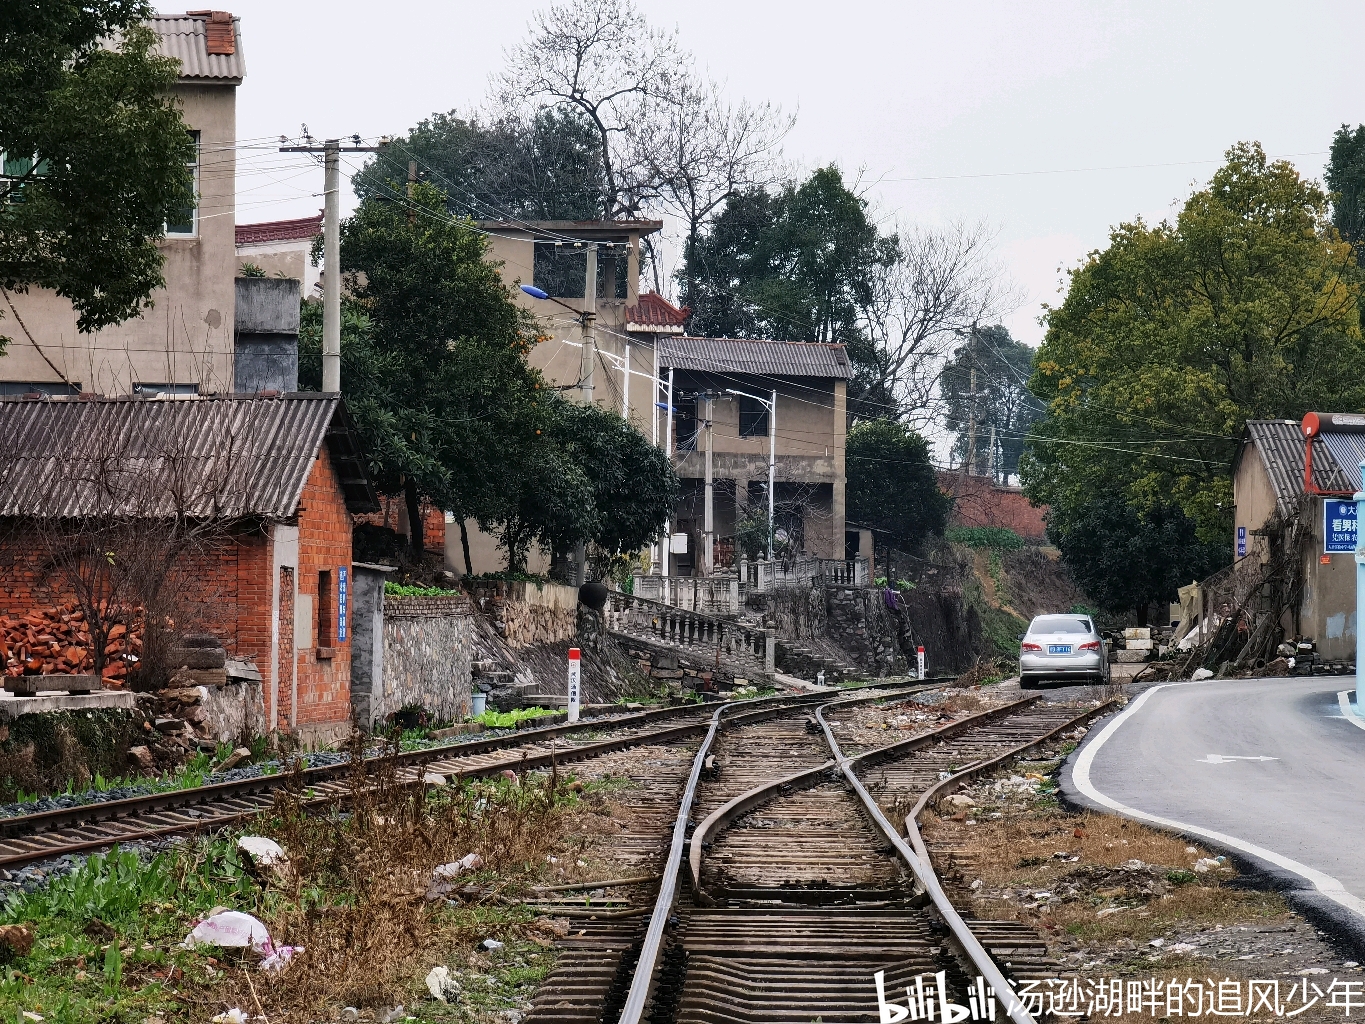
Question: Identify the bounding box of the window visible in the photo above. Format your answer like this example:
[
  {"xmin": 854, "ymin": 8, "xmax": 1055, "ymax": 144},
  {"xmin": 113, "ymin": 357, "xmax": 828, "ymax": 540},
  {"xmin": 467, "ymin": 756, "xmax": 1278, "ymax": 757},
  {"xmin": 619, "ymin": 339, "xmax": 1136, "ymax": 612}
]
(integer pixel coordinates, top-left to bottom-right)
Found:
[
  {"xmin": 673, "ymin": 397, "xmax": 697, "ymax": 452},
  {"xmin": 739, "ymin": 395, "xmax": 770, "ymax": 438},
  {"xmin": 134, "ymin": 382, "xmax": 200, "ymax": 396},
  {"xmin": 317, "ymin": 570, "xmax": 333, "ymax": 648},
  {"xmin": 165, "ymin": 130, "xmax": 200, "ymax": 237},
  {"xmin": 1, "ymin": 152, "xmax": 48, "ymax": 205},
  {"xmin": 532, "ymin": 239, "xmax": 629, "ymax": 299},
  {"xmin": 0, "ymin": 381, "xmax": 80, "ymax": 396}
]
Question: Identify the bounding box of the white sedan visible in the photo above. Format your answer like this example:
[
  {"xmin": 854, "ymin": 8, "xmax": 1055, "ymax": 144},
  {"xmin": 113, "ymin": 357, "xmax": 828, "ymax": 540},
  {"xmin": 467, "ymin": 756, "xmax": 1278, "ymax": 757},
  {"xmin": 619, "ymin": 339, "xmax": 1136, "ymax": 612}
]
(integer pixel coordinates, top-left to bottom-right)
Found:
[{"xmin": 1019, "ymin": 614, "xmax": 1109, "ymax": 688}]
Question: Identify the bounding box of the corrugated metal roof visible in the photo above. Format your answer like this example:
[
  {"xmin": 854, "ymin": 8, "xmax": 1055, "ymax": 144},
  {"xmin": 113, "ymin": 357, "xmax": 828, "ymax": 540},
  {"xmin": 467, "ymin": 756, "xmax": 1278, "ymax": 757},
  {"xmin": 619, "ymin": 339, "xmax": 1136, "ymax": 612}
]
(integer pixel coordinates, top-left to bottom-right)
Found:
[
  {"xmin": 1243, "ymin": 420, "xmax": 1354, "ymax": 516},
  {"xmin": 1323, "ymin": 432, "xmax": 1365, "ymax": 491},
  {"xmin": 656, "ymin": 337, "xmax": 851, "ymax": 379},
  {"xmin": 149, "ymin": 15, "xmax": 246, "ymax": 82},
  {"xmin": 0, "ymin": 394, "xmax": 377, "ymax": 519}
]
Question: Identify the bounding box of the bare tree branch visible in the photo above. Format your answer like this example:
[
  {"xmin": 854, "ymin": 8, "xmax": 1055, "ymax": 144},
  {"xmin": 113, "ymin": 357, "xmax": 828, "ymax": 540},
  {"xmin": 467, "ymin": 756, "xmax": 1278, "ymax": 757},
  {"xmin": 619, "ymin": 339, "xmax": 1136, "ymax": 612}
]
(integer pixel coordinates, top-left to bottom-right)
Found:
[
  {"xmin": 856, "ymin": 220, "xmax": 1019, "ymax": 428},
  {"xmin": 499, "ymin": 0, "xmax": 687, "ymax": 220}
]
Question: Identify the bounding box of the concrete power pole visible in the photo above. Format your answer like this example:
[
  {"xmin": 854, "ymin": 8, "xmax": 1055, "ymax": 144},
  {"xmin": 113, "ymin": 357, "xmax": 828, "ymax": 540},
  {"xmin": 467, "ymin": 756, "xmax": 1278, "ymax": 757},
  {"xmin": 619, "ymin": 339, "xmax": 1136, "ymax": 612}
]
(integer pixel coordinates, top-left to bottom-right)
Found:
[
  {"xmin": 279, "ymin": 135, "xmax": 386, "ymax": 394},
  {"xmin": 965, "ymin": 325, "xmax": 980, "ymax": 476},
  {"xmin": 322, "ymin": 143, "xmax": 341, "ymax": 393},
  {"xmin": 574, "ymin": 244, "xmax": 598, "ymax": 587},
  {"xmin": 703, "ymin": 393, "xmax": 714, "ymax": 576}
]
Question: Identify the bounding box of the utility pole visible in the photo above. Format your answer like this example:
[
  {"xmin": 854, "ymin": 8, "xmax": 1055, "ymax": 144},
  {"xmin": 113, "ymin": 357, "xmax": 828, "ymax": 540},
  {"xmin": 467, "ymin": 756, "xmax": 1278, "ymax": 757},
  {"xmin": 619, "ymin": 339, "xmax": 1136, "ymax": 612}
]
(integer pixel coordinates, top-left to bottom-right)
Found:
[
  {"xmin": 407, "ymin": 159, "xmax": 417, "ymax": 225},
  {"xmin": 987, "ymin": 420, "xmax": 997, "ymax": 485},
  {"xmin": 767, "ymin": 388, "xmax": 777, "ymax": 561},
  {"xmin": 574, "ymin": 244, "xmax": 598, "ymax": 587},
  {"xmin": 703, "ymin": 393, "xmax": 714, "ymax": 576},
  {"xmin": 662, "ymin": 367, "xmax": 674, "ymax": 578},
  {"xmin": 966, "ymin": 327, "xmax": 978, "ymax": 476},
  {"xmin": 280, "ymin": 136, "xmax": 386, "ymax": 394}
]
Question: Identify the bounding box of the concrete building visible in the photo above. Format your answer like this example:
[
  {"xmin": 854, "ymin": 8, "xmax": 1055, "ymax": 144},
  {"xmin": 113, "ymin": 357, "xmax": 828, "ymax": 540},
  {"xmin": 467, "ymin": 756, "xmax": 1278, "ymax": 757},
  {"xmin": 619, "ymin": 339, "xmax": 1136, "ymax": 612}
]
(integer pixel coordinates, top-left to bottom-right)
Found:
[
  {"xmin": 448, "ymin": 222, "xmax": 855, "ymax": 577},
  {"xmin": 0, "ymin": 12, "xmax": 245, "ymax": 397},
  {"xmin": 1233, "ymin": 414, "xmax": 1365, "ymax": 661},
  {"xmin": 657, "ymin": 335, "xmax": 851, "ymax": 571}
]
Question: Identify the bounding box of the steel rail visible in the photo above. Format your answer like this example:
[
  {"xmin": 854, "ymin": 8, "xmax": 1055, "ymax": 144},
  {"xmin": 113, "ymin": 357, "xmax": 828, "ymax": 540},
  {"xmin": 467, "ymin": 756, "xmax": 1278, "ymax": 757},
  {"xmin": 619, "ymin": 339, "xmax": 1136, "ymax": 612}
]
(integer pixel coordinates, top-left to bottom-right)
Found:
[
  {"xmin": 615, "ymin": 680, "xmax": 946, "ymax": 1024},
  {"xmin": 0, "ymin": 681, "xmax": 938, "ymax": 868},
  {"xmin": 814, "ymin": 701, "xmax": 1039, "ymax": 1024},
  {"xmin": 684, "ymin": 693, "xmax": 1041, "ymax": 905},
  {"xmin": 900, "ymin": 699, "xmax": 1121, "ymax": 868}
]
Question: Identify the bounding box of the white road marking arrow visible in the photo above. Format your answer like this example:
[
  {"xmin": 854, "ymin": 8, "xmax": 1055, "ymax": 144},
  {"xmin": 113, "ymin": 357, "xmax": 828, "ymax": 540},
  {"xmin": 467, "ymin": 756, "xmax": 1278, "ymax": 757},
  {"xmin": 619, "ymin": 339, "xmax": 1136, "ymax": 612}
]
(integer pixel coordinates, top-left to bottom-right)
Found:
[{"xmin": 1195, "ymin": 754, "xmax": 1280, "ymax": 764}]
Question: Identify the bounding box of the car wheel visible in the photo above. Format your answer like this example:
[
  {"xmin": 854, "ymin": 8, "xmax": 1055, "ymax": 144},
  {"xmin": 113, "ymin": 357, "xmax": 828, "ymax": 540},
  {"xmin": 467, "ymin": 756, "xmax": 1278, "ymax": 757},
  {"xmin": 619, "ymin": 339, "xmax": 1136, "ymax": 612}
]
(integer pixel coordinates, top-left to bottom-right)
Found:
[{"xmin": 1020, "ymin": 676, "xmax": 1037, "ymax": 690}]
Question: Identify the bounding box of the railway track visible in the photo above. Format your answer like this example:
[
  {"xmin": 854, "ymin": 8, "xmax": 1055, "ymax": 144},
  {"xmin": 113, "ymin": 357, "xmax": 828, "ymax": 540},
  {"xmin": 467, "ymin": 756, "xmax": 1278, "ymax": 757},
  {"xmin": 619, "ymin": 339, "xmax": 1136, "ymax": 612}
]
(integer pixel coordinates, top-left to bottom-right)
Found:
[
  {"xmin": 526, "ymin": 687, "xmax": 1118, "ymax": 1024},
  {"xmin": 0, "ymin": 680, "xmax": 943, "ymax": 871}
]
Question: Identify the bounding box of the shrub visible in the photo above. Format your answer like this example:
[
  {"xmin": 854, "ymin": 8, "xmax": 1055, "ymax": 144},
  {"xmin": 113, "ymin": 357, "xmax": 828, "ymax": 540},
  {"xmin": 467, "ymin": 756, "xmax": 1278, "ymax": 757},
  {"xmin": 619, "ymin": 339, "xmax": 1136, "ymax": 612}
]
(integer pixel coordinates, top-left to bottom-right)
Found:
[{"xmin": 946, "ymin": 526, "xmax": 1025, "ymax": 551}]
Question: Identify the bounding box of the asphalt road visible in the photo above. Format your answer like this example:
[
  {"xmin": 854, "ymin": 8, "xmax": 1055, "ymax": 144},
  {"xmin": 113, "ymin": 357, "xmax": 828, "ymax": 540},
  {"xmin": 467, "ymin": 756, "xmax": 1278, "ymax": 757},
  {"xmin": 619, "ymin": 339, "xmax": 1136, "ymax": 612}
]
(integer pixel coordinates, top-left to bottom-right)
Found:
[{"xmin": 1062, "ymin": 676, "xmax": 1365, "ymax": 946}]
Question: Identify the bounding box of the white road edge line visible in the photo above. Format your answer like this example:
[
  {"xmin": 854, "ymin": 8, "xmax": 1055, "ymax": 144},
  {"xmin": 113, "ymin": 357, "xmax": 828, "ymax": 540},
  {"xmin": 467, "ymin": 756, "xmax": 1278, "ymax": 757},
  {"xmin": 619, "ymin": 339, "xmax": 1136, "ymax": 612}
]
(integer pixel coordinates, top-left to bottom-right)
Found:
[
  {"xmin": 1337, "ymin": 691, "xmax": 1365, "ymax": 733},
  {"xmin": 1074, "ymin": 683, "xmax": 1365, "ymax": 921}
]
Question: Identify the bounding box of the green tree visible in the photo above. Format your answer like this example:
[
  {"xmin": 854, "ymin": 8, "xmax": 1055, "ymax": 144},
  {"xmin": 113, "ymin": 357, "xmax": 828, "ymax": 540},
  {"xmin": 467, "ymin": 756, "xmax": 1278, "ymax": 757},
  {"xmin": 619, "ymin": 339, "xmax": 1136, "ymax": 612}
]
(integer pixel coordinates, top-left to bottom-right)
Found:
[
  {"xmin": 846, "ymin": 419, "xmax": 952, "ymax": 558},
  {"xmin": 483, "ymin": 399, "xmax": 677, "ymax": 574},
  {"xmin": 1048, "ymin": 498, "xmax": 1223, "ymax": 620},
  {"xmin": 683, "ymin": 166, "xmax": 896, "ymax": 344},
  {"xmin": 0, "ymin": 2, "xmax": 195, "ymax": 341},
  {"xmin": 301, "ymin": 183, "xmax": 544, "ymax": 557},
  {"xmin": 940, "ymin": 325, "xmax": 1044, "ymax": 481},
  {"xmin": 353, "ymin": 108, "xmax": 606, "ymax": 221},
  {"xmin": 1326, "ymin": 124, "xmax": 1365, "ymax": 247},
  {"xmin": 1023, "ymin": 142, "xmax": 1364, "ymax": 569}
]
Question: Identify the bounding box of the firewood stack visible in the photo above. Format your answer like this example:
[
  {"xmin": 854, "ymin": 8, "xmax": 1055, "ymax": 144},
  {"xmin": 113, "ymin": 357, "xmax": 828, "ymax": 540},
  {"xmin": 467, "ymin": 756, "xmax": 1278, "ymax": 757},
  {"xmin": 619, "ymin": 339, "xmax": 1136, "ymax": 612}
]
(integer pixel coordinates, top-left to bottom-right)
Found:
[{"xmin": 0, "ymin": 604, "xmax": 142, "ymax": 687}]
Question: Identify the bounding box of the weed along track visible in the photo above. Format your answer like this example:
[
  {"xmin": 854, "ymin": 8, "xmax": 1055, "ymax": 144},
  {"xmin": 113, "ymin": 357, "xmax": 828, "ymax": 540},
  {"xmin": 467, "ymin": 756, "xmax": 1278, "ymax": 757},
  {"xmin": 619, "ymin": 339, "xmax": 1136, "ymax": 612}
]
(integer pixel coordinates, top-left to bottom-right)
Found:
[
  {"xmin": 0, "ymin": 686, "xmax": 938, "ymax": 869},
  {"xmin": 0, "ymin": 700, "xmax": 748, "ymax": 869},
  {"xmin": 523, "ymin": 689, "xmax": 1120, "ymax": 1024}
]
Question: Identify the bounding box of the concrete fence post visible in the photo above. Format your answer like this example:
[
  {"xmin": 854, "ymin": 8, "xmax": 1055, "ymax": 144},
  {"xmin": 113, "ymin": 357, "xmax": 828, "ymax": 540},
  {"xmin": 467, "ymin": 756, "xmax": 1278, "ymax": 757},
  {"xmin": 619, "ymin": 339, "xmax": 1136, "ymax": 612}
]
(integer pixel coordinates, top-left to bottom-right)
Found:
[{"xmin": 765, "ymin": 632, "xmax": 776, "ymax": 678}]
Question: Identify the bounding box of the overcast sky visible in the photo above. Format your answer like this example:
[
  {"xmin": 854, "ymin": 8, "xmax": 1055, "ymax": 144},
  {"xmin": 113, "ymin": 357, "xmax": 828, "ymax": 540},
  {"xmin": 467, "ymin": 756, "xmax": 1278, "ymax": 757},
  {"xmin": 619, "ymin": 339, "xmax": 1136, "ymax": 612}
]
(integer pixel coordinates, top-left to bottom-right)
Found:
[{"xmin": 227, "ymin": 0, "xmax": 1364, "ymax": 347}]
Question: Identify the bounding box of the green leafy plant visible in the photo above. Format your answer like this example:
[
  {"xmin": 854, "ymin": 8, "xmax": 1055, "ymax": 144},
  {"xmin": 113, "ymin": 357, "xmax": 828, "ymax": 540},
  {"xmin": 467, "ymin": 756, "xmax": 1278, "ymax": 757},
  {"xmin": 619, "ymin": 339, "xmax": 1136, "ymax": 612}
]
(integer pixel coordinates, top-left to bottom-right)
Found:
[
  {"xmin": 946, "ymin": 526, "xmax": 1025, "ymax": 551},
  {"xmin": 384, "ymin": 581, "xmax": 461, "ymax": 597},
  {"xmin": 238, "ymin": 262, "xmax": 267, "ymax": 278},
  {"xmin": 469, "ymin": 706, "xmax": 561, "ymax": 729}
]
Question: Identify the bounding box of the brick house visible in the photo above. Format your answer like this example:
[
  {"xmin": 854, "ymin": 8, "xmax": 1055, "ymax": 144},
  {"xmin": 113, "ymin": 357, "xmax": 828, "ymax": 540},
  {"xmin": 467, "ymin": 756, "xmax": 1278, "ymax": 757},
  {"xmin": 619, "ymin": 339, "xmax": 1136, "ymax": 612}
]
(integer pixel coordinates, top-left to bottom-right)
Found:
[{"xmin": 0, "ymin": 393, "xmax": 377, "ymax": 743}]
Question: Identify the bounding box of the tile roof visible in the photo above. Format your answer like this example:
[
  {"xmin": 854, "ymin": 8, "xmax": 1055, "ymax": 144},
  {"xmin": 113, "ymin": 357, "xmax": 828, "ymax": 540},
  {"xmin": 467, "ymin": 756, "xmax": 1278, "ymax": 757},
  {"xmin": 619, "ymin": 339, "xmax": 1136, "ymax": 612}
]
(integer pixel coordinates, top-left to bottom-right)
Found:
[
  {"xmin": 149, "ymin": 13, "xmax": 245, "ymax": 82},
  {"xmin": 656, "ymin": 337, "xmax": 852, "ymax": 380},
  {"xmin": 0, "ymin": 393, "xmax": 377, "ymax": 519},
  {"xmin": 236, "ymin": 214, "xmax": 323, "ymax": 246},
  {"xmin": 1241, "ymin": 420, "xmax": 1354, "ymax": 517},
  {"xmin": 625, "ymin": 292, "xmax": 689, "ymax": 332}
]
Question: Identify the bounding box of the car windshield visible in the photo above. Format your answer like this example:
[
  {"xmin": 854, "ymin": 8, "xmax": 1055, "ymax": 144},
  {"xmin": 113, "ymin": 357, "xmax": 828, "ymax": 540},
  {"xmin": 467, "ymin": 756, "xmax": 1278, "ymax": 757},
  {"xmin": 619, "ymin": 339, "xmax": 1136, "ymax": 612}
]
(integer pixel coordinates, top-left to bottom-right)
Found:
[{"xmin": 1029, "ymin": 616, "xmax": 1092, "ymax": 635}]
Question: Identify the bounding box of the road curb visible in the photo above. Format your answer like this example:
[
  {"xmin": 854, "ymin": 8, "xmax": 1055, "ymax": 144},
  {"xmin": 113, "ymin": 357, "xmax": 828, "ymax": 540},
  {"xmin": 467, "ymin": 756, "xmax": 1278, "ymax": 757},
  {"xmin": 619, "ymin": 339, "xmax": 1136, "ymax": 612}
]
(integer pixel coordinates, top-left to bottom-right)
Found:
[{"xmin": 1059, "ymin": 696, "xmax": 1365, "ymax": 962}]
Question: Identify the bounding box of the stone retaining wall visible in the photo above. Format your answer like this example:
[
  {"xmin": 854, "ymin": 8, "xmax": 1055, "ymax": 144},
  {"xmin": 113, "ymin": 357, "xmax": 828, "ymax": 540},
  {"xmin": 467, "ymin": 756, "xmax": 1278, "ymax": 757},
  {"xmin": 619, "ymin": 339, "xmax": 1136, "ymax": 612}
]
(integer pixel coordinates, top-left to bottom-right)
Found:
[
  {"xmin": 825, "ymin": 586, "xmax": 908, "ymax": 676},
  {"xmin": 371, "ymin": 594, "xmax": 476, "ymax": 728},
  {"xmin": 465, "ymin": 580, "xmax": 578, "ymax": 649}
]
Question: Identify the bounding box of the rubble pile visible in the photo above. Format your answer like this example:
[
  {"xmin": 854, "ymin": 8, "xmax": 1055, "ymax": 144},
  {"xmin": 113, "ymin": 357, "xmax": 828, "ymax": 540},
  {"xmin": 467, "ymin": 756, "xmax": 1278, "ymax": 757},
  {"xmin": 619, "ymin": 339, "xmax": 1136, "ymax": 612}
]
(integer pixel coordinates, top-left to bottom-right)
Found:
[
  {"xmin": 0, "ymin": 604, "xmax": 141, "ymax": 685},
  {"xmin": 1110, "ymin": 626, "xmax": 1160, "ymax": 665}
]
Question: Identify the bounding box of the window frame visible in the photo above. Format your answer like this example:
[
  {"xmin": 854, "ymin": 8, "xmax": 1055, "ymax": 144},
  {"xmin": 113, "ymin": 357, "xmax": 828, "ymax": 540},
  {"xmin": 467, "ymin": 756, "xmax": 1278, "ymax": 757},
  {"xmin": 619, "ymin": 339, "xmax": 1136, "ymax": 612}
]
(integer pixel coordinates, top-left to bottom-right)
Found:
[
  {"xmin": 164, "ymin": 130, "xmax": 201, "ymax": 237},
  {"xmin": 316, "ymin": 569, "xmax": 333, "ymax": 649},
  {"xmin": 738, "ymin": 395, "xmax": 770, "ymax": 438}
]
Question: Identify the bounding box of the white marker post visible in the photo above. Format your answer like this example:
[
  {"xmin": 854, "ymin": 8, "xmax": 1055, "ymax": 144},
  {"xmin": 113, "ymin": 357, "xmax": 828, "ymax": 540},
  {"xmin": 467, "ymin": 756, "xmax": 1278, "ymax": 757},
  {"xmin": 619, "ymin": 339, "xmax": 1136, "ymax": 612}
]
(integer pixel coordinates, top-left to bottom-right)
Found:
[
  {"xmin": 567, "ymin": 647, "xmax": 582, "ymax": 724},
  {"xmin": 917, "ymin": 645, "xmax": 926, "ymax": 680}
]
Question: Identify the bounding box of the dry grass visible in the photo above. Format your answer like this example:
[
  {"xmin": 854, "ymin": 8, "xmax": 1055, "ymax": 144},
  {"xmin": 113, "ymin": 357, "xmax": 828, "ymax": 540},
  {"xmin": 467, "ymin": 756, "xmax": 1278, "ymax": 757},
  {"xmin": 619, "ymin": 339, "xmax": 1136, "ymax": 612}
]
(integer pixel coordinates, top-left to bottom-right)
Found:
[{"xmin": 178, "ymin": 740, "xmax": 602, "ymax": 1021}]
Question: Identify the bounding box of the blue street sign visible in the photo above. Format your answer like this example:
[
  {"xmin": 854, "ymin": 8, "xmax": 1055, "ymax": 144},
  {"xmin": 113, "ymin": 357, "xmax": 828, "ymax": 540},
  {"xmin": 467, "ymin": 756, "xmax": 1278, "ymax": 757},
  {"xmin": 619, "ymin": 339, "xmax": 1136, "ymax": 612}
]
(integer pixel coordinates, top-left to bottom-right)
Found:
[
  {"xmin": 1236, "ymin": 526, "xmax": 1247, "ymax": 558},
  {"xmin": 1324, "ymin": 499, "xmax": 1358, "ymax": 554},
  {"xmin": 337, "ymin": 566, "xmax": 348, "ymax": 642}
]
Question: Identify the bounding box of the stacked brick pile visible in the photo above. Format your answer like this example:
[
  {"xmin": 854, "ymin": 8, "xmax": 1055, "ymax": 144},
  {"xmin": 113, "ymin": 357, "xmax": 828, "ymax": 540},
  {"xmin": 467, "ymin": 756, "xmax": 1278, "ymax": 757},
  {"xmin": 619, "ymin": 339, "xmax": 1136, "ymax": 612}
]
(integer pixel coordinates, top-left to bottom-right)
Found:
[
  {"xmin": 1112, "ymin": 627, "xmax": 1154, "ymax": 664},
  {"xmin": 0, "ymin": 604, "xmax": 142, "ymax": 685}
]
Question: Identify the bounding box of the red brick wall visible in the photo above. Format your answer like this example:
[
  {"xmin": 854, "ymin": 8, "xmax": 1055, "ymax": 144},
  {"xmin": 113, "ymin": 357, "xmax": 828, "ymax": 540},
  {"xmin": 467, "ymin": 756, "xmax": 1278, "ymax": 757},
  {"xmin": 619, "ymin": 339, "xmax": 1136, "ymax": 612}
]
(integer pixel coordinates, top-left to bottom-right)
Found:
[
  {"xmin": 937, "ymin": 472, "xmax": 1049, "ymax": 542},
  {"xmin": 0, "ymin": 520, "xmax": 268, "ymax": 655},
  {"xmin": 354, "ymin": 494, "xmax": 446, "ymax": 556},
  {"xmin": 293, "ymin": 448, "xmax": 353, "ymax": 727}
]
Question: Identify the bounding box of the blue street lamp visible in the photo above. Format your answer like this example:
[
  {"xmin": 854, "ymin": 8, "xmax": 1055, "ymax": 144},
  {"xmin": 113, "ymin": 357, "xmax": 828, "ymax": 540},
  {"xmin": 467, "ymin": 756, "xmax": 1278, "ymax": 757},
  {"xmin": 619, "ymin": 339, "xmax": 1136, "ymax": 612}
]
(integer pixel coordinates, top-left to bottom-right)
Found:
[{"xmin": 520, "ymin": 284, "xmax": 549, "ymax": 300}]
